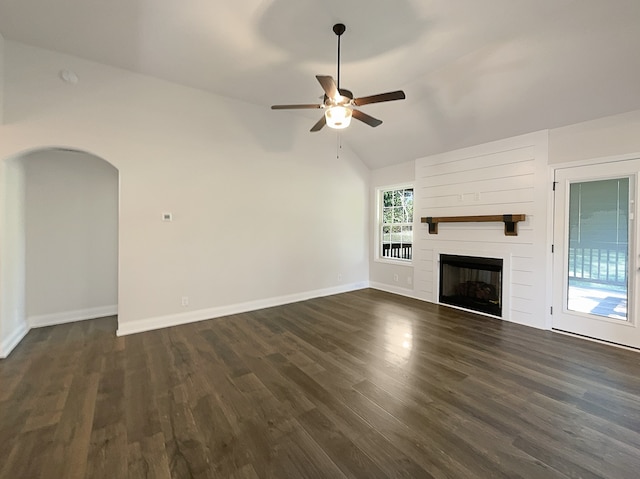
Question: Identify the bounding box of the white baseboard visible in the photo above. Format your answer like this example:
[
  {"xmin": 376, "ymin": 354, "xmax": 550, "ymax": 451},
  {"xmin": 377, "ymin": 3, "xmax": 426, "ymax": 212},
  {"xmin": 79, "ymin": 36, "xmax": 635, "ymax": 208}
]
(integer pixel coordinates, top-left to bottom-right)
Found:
[
  {"xmin": 0, "ymin": 321, "xmax": 30, "ymax": 359},
  {"xmin": 369, "ymin": 281, "xmax": 422, "ymax": 301},
  {"xmin": 116, "ymin": 282, "xmax": 369, "ymax": 336},
  {"xmin": 370, "ymin": 284, "xmax": 545, "ymax": 330},
  {"xmin": 29, "ymin": 304, "xmax": 118, "ymax": 328}
]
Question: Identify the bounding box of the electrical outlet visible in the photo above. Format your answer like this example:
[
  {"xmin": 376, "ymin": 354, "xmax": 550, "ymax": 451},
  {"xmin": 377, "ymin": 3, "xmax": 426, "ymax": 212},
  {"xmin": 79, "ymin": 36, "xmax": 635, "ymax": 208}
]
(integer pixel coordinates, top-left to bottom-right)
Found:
[
  {"xmin": 181, "ymin": 296, "xmax": 189, "ymax": 306},
  {"xmin": 338, "ymin": 273, "xmax": 343, "ymax": 281},
  {"xmin": 393, "ymin": 274, "xmax": 399, "ymax": 282}
]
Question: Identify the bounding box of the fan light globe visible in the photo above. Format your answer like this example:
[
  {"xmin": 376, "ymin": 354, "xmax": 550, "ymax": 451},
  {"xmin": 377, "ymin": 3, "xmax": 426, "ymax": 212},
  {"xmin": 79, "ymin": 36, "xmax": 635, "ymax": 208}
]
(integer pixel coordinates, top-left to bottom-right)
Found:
[{"xmin": 325, "ymin": 105, "xmax": 352, "ymax": 129}]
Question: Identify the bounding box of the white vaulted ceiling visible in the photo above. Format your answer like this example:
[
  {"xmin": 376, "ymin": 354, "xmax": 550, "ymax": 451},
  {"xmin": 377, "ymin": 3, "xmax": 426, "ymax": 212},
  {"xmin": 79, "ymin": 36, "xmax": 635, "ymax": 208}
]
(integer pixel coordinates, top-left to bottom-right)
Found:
[{"xmin": 1, "ymin": 0, "xmax": 639, "ymax": 168}]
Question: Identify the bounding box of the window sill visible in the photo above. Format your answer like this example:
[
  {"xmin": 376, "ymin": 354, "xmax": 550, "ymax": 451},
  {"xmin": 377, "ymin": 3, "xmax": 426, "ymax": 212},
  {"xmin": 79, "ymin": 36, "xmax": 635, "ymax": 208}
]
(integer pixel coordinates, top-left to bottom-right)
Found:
[{"xmin": 374, "ymin": 257, "xmax": 413, "ymax": 266}]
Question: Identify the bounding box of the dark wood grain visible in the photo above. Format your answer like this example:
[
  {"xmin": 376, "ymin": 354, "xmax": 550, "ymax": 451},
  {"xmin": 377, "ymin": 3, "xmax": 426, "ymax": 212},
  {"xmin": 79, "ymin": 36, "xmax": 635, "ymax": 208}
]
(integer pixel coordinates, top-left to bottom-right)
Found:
[
  {"xmin": 1, "ymin": 289, "xmax": 640, "ymax": 478},
  {"xmin": 421, "ymin": 214, "xmax": 526, "ymax": 235}
]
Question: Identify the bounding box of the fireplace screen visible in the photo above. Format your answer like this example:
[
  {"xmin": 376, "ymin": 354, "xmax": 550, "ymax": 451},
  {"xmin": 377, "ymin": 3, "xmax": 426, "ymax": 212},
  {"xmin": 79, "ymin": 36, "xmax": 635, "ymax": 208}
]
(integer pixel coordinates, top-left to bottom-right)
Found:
[{"xmin": 439, "ymin": 254, "xmax": 503, "ymax": 317}]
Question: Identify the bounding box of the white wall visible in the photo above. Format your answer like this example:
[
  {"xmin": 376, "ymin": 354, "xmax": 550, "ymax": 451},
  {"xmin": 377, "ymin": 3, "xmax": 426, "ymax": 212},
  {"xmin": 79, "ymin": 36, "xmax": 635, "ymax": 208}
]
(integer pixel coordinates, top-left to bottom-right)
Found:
[
  {"xmin": 549, "ymin": 110, "xmax": 640, "ymax": 165},
  {"xmin": 0, "ymin": 41, "xmax": 370, "ymax": 344},
  {"xmin": 413, "ymin": 131, "xmax": 549, "ymax": 329},
  {"xmin": 369, "ymin": 160, "xmax": 416, "ymax": 296},
  {"xmin": 24, "ymin": 150, "xmax": 118, "ymax": 326},
  {"xmin": 0, "ymin": 158, "xmax": 27, "ymax": 358}
]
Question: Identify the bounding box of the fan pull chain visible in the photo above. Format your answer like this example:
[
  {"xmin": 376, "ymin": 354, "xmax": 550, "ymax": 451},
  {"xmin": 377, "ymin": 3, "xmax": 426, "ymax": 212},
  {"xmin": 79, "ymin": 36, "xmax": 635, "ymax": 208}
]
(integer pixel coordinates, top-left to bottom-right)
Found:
[{"xmin": 336, "ymin": 132, "xmax": 342, "ymax": 159}]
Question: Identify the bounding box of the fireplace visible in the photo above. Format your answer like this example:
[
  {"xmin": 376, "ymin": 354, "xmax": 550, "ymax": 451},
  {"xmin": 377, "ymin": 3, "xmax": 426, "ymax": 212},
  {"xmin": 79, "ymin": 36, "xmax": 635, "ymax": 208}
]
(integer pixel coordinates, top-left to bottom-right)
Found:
[{"xmin": 439, "ymin": 254, "xmax": 503, "ymax": 317}]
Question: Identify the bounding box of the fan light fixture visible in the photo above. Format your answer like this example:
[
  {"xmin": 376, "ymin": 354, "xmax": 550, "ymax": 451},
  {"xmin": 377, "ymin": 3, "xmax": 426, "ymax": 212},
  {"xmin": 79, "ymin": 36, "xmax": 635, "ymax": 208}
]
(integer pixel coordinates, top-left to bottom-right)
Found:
[
  {"xmin": 325, "ymin": 105, "xmax": 352, "ymax": 129},
  {"xmin": 270, "ymin": 23, "xmax": 405, "ymax": 132}
]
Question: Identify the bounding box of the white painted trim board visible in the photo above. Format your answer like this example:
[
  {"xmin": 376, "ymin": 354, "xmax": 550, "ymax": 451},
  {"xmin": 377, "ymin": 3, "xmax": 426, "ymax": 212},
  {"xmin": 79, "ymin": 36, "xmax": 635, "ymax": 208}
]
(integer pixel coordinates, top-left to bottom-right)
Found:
[
  {"xmin": 117, "ymin": 282, "xmax": 369, "ymax": 336},
  {"xmin": 29, "ymin": 305, "xmax": 118, "ymax": 328},
  {"xmin": 368, "ymin": 282, "xmax": 422, "ymax": 301}
]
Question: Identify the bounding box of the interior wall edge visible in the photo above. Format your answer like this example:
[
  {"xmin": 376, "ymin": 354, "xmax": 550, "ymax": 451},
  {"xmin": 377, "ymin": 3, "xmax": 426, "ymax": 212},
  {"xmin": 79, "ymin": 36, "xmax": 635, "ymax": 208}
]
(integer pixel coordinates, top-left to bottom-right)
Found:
[
  {"xmin": 0, "ymin": 32, "xmax": 4, "ymax": 125},
  {"xmin": 0, "ymin": 321, "xmax": 29, "ymax": 359}
]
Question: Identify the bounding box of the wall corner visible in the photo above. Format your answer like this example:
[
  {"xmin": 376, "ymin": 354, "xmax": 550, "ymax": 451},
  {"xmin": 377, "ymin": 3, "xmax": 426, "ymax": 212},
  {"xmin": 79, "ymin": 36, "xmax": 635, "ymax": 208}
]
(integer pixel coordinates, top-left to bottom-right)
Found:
[{"xmin": 0, "ymin": 33, "xmax": 4, "ymax": 125}]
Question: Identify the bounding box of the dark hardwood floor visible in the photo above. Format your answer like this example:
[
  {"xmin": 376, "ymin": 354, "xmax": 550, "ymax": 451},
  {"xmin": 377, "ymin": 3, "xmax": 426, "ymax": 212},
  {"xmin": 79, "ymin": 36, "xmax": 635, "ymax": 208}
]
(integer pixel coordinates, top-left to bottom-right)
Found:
[{"xmin": 1, "ymin": 288, "xmax": 640, "ymax": 478}]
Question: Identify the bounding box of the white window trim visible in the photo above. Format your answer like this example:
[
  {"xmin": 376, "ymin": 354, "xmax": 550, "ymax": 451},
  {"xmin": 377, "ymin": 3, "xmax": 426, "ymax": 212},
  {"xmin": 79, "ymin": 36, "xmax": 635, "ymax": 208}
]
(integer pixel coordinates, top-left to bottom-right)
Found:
[{"xmin": 375, "ymin": 183, "xmax": 414, "ymax": 264}]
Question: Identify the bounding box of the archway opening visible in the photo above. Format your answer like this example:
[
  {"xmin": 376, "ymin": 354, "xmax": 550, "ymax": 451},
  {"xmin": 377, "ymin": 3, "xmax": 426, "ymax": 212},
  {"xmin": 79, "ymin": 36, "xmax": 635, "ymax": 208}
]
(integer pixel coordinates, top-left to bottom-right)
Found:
[{"xmin": 1, "ymin": 147, "xmax": 119, "ymax": 358}]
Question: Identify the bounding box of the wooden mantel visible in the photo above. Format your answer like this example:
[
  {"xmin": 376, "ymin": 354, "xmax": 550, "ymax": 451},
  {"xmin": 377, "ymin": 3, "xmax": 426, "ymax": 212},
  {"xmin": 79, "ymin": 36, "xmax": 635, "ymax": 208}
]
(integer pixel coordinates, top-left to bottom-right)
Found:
[{"xmin": 420, "ymin": 214, "xmax": 526, "ymax": 236}]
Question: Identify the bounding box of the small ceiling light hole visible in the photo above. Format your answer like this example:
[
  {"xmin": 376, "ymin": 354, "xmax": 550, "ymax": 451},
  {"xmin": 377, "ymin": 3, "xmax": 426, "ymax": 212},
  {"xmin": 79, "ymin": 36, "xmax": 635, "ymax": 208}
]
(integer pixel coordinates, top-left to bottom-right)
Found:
[{"xmin": 59, "ymin": 69, "xmax": 79, "ymax": 84}]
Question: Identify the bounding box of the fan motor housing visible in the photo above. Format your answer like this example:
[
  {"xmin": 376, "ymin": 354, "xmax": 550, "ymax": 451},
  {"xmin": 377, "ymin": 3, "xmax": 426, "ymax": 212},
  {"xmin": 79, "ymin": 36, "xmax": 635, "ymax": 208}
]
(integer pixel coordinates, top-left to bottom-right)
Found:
[{"xmin": 324, "ymin": 89, "xmax": 353, "ymax": 107}]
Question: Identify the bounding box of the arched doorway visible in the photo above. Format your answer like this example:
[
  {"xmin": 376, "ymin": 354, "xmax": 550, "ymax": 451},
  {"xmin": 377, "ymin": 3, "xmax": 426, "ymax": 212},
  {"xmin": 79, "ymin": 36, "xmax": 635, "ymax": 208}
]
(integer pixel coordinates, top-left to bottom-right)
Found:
[{"xmin": 0, "ymin": 147, "xmax": 119, "ymax": 357}]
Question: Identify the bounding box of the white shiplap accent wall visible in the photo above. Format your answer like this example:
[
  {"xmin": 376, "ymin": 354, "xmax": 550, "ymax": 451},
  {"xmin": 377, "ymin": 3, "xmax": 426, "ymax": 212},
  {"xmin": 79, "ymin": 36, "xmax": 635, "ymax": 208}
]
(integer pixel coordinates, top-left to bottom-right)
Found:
[{"xmin": 414, "ymin": 131, "xmax": 550, "ymax": 329}]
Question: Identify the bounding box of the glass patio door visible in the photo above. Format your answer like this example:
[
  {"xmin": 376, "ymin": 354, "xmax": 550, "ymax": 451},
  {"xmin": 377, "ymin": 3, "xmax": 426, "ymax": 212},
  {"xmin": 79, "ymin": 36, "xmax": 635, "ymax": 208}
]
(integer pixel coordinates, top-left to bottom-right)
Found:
[{"xmin": 552, "ymin": 160, "xmax": 640, "ymax": 349}]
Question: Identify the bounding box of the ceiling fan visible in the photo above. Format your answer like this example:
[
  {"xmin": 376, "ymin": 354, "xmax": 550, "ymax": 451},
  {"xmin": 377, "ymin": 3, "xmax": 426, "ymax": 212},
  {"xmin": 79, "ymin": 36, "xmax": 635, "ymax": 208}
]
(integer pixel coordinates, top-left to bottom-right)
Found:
[{"xmin": 271, "ymin": 23, "xmax": 406, "ymax": 132}]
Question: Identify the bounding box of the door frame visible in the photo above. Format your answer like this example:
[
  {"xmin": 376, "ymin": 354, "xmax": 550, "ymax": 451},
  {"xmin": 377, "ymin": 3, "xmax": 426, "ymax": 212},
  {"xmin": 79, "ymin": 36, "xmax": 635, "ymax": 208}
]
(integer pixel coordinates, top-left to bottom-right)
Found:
[{"xmin": 548, "ymin": 152, "xmax": 640, "ymax": 345}]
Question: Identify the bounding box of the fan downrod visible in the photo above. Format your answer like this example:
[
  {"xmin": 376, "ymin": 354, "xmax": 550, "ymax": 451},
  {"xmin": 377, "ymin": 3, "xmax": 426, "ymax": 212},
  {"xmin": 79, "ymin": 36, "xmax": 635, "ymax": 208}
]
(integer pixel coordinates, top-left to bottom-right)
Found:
[{"xmin": 333, "ymin": 24, "xmax": 346, "ymax": 88}]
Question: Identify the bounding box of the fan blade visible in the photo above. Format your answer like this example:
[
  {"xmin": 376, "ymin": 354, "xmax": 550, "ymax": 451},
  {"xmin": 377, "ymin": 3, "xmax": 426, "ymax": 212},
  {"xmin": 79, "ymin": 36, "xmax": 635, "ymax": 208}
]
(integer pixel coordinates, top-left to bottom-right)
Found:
[
  {"xmin": 271, "ymin": 104, "xmax": 322, "ymax": 110},
  {"xmin": 310, "ymin": 115, "xmax": 326, "ymax": 132},
  {"xmin": 352, "ymin": 109, "xmax": 383, "ymax": 127},
  {"xmin": 353, "ymin": 90, "xmax": 406, "ymax": 106},
  {"xmin": 316, "ymin": 75, "xmax": 338, "ymax": 99}
]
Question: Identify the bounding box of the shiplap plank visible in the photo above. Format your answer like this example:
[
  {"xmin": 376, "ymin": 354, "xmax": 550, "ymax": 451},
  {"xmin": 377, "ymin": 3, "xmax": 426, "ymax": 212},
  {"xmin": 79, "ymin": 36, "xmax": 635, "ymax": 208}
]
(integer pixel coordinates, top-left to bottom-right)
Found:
[
  {"xmin": 414, "ymin": 280, "xmax": 433, "ymax": 295},
  {"xmin": 509, "ymin": 310, "xmax": 535, "ymax": 325},
  {"xmin": 419, "ymin": 176, "xmax": 534, "ymax": 200},
  {"xmin": 511, "ymin": 284, "xmax": 533, "ymax": 300},
  {"xmin": 512, "ymin": 270, "xmax": 534, "ymax": 286},
  {"xmin": 416, "ymin": 131, "xmax": 542, "ymax": 165},
  {"xmin": 511, "ymin": 256, "xmax": 535, "ymax": 272},
  {"xmin": 421, "ymin": 189, "xmax": 534, "ymax": 209},
  {"xmin": 511, "ymin": 297, "xmax": 534, "ymax": 314},
  {"xmin": 417, "ymin": 146, "xmax": 535, "ymax": 177},
  {"xmin": 419, "ymin": 160, "xmax": 536, "ymax": 188},
  {"xmin": 415, "ymin": 263, "xmax": 433, "ymax": 275},
  {"xmin": 417, "ymin": 227, "xmax": 535, "ymax": 244},
  {"xmin": 423, "ymin": 242, "xmax": 534, "ymax": 259},
  {"xmin": 416, "ymin": 249, "xmax": 434, "ymax": 262},
  {"xmin": 414, "ymin": 250, "xmax": 433, "ymax": 271}
]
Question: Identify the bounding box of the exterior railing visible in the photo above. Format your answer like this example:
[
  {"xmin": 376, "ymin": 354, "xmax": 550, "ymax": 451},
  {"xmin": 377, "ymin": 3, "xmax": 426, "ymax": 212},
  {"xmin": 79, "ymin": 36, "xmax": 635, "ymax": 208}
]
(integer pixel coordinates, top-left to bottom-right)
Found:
[
  {"xmin": 382, "ymin": 243, "xmax": 412, "ymax": 260},
  {"xmin": 568, "ymin": 242, "xmax": 627, "ymax": 286}
]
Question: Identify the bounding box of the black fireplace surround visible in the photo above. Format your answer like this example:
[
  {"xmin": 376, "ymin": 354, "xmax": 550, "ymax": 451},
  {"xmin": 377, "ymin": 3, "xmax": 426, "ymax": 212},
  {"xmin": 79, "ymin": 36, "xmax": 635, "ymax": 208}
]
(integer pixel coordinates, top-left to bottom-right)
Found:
[{"xmin": 439, "ymin": 254, "xmax": 503, "ymax": 317}]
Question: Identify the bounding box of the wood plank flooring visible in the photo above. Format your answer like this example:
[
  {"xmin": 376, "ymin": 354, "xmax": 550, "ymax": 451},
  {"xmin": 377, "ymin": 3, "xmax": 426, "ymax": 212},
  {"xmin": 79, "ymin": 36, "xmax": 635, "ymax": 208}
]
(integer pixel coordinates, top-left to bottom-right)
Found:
[{"xmin": 1, "ymin": 288, "xmax": 640, "ymax": 478}]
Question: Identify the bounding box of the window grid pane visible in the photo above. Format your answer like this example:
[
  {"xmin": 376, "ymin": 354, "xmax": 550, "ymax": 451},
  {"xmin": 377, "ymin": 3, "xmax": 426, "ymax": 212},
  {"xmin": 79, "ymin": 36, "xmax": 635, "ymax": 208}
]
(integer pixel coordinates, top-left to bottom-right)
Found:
[{"xmin": 380, "ymin": 187, "xmax": 413, "ymax": 260}]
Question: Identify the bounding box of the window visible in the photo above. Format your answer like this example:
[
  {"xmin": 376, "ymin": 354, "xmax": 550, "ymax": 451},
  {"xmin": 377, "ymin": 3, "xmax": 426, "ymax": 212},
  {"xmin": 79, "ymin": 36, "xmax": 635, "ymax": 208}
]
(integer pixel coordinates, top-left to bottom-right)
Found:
[{"xmin": 379, "ymin": 186, "xmax": 413, "ymax": 261}]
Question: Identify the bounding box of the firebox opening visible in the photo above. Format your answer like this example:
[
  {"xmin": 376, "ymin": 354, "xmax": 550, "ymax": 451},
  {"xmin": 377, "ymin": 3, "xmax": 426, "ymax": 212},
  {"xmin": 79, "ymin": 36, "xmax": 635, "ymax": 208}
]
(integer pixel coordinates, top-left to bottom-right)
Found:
[{"xmin": 439, "ymin": 254, "xmax": 503, "ymax": 317}]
